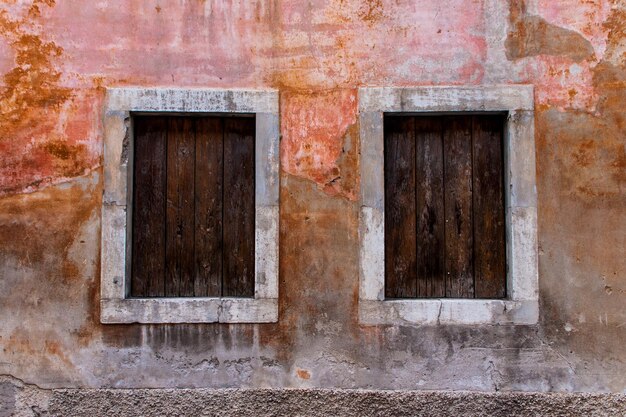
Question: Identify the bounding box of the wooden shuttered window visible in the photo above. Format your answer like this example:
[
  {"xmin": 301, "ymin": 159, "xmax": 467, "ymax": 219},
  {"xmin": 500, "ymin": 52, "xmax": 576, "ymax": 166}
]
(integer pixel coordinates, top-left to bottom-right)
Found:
[
  {"xmin": 384, "ymin": 115, "xmax": 506, "ymax": 299},
  {"xmin": 131, "ymin": 115, "xmax": 255, "ymax": 298}
]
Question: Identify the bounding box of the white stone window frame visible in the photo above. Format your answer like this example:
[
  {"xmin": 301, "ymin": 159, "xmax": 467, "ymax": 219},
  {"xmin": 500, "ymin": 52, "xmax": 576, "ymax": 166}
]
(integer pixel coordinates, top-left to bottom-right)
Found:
[
  {"xmin": 101, "ymin": 88, "xmax": 279, "ymax": 324},
  {"xmin": 358, "ymin": 86, "xmax": 538, "ymax": 325}
]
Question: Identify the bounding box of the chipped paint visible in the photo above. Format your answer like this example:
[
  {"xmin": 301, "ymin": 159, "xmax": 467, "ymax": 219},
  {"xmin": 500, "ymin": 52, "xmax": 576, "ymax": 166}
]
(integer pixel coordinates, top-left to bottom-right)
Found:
[
  {"xmin": 0, "ymin": 1, "xmax": 99, "ymax": 194},
  {"xmin": 506, "ymin": 9, "xmax": 596, "ymax": 62},
  {"xmin": 281, "ymin": 90, "xmax": 358, "ymax": 200}
]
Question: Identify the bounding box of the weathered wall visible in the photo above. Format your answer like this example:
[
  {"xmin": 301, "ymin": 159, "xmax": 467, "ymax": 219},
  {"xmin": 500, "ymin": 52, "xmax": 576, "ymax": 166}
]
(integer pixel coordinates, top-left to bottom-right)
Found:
[{"xmin": 0, "ymin": 0, "xmax": 624, "ymax": 392}]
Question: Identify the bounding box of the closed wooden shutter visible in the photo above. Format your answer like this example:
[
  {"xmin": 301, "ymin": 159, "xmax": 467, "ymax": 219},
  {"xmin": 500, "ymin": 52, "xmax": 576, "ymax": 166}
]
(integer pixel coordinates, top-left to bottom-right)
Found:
[
  {"xmin": 131, "ymin": 115, "xmax": 255, "ymax": 298},
  {"xmin": 384, "ymin": 115, "xmax": 506, "ymax": 299}
]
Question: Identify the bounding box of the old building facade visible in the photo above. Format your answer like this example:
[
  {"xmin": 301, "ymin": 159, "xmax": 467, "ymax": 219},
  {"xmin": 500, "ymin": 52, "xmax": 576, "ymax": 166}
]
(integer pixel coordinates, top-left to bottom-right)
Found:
[{"xmin": 1, "ymin": 0, "xmax": 625, "ymax": 414}]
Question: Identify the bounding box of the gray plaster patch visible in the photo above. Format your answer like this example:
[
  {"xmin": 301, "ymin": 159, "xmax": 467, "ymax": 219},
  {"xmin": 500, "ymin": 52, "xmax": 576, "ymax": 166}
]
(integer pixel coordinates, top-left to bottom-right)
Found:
[
  {"xmin": 0, "ymin": 381, "xmax": 16, "ymax": 417},
  {"xmin": 0, "ymin": 376, "xmax": 51, "ymax": 417}
]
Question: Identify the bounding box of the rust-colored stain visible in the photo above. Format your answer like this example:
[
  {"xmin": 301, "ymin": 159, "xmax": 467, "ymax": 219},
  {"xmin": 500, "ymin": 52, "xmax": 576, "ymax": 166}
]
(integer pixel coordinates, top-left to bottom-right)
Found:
[
  {"xmin": 0, "ymin": 174, "xmax": 100, "ymax": 282},
  {"xmin": 534, "ymin": 1, "xmax": 626, "ymax": 353},
  {"xmin": 0, "ymin": 174, "xmax": 101, "ymax": 376},
  {"xmin": 27, "ymin": 0, "xmax": 56, "ymax": 18},
  {"xmin": 571, "ymin": 140, "xmax": 596, "ymax": 168},
  {"xmin": 42, "ymin": 140, "xmax": 90, "ymax": 178},
  {"xmin": 0, "ymin": 1, "xmax": 70, "ymax": 138},
  {"xmin": 281, "ymin": 90, "xmax": 358, "ymax": 201},
  {"xmin": 357, "ymin": 0, "xmax": 385, "ymax": 25},
  {"xmin": 260, "ymin": 174, "xmax": 360, "ymax": 360},
  {"xmin": 44, "ymin": 340, "xmax": 73, "ymax": 367},
  {"xmin": 0, "ymin": 0, "xmax": 101, "ymax": 195},
  {"xmin": 296, "ymin": 368, "xmax": 311, "ymax": 379},
  {"xmin": 506, "ymin": 0, "xmax": 595, "ymax": 62},
  {"xmin": 3, "ymin": 333, "xmax": 74, "ymax": 376},
  {"xmin": 327, "ymin": 121, "xmax": 359, "ymax": 199},
  {"xmin": 590, "ymin": 1, "xmax": 626, "ymax": 187}
]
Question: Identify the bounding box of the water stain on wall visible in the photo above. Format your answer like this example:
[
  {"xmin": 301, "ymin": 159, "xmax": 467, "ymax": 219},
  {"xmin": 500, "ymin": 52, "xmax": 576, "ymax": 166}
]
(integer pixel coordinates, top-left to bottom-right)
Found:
[
  {"xmin": 532, "ymin": 2, "xmax": 626, "ymax": 383},
  {"xmin": 259, "ymin": 174, "xmax": 359, "ymax": 365},
  {"xmin": 0, "ymin": 0, "xmax": 70, "ymax": 140},
  {"xmin": 41, "ymin": 140, "xmax": 90, "ymax": 179},
  {"xmin": 506, "ymin": 0, "xmax": 595, "ymax": 62},
  {"xmin": 0, "ymin": 173, "xmax": 101, "ymax": 383}
]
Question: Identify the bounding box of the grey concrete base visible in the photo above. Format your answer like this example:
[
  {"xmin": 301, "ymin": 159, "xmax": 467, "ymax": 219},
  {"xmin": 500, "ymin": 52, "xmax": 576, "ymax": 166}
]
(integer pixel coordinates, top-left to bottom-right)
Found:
[
  {"xmin": 4, "ymin": 383, "xmax": 625, "ymax": 417},
  {"xmin": 50, "ymin": 390, "xmax": 626, "ymax": 417}
]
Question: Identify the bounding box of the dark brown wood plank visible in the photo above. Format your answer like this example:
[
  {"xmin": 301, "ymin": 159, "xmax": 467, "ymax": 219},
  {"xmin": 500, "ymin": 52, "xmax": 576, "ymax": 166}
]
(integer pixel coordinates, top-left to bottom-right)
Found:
[
  {"xmin": 415, "ymin": 117, "xmax": 445, "ymax": 298},
  {"xmin": 194, "ymin": 117, "xmax": 223, "ymax": 297},
  {"xmin": 384, "ymin": 116, "xmax": 417, "ymax": 298},
  {"xmin": 443, "ymin": 116, "xmax": 474, "ymax": 298},
  {"xmin": 222, "ymin": 117, "xmax": 255, "ymax": 297},
  {"xmin": 165, "ymin": 117, "xmax": 196, "ymax": 297},
  {"xmin": 472, "ymin": 115, "xmax": 506, "ymax": 298},
  {"xmin": 131, "ymin": 117, "xmax": 167, "ymax": 297}
]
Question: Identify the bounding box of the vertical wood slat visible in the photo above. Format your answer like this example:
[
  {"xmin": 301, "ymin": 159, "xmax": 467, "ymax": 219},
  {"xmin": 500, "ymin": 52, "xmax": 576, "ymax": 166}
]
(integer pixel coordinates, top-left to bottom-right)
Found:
[
  {"xmin": 132, "ymin": 115, "xmax": 256, "ymax": 298},
  {"xmin": 384, "ymin": 117, "xmax": 417, "ymax": 298},
  {"xmin": 222, "ymin": 117, "xmax": 256, "ymax": 297},
  {"xmin": 131, "ymin": 117, "xmax": 167, "ymax": 297},
  {"xmin": 165, "ymin": 117, "xmax": 196, "ymax": 297},
  {"xmin": 472, "ymin": 115, "xmax": 506, "ymax": 298},
  {"xmin": 194, "ymin": 118, "xmax": 224, "ymax": 297},
  {"xmin": 415, "ymin": 118, "xmax": 446, "ymax": 298},
  {"xmin": 443, "ymin": 116, "xmax": 474, "ymax": 298},
  {"xmin": 384, "ymin": 115, "xmax": 506, "ymax": 300}
]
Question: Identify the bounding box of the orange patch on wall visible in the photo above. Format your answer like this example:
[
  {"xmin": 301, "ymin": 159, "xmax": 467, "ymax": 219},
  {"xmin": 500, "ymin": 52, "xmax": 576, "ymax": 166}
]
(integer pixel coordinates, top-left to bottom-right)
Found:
[
  {"xmin": 3, "ymin": 332, "xmax": 76, "ymax": 375},
  {"xmin": 0, "ymin": 89, "xmax": 99, "ymax": 194},
  {"xmin": 42, "ymin": 140, "xmax": 90, "ymax": 178},
  {"xmin": 296, "ymin": 368, "xmax": 311, "ymax": 379},
  {"xmin": 44, "ymin": 339, "xmax": 73, "ymax": 367},
  {"xmin": 358, "ymin": 0, "xmax": 385, "ymax": 25},
  {"xmin": 571, "ymin": 140, "xmax": 596, "ymax": 168},
  {"xmin": 0, "ymin": 0, "xmax": 103, "ymax": 195},
  {"xmin": 281, "ymin": 89, "xmax": 358, "ymax": 200},
  {"xmin": 0, "ymin": 174, "xmax": 101, "ymax": 279},
  {"xmin": 0, "ymin": 15, "xmax": 71, "ymax": 139}
]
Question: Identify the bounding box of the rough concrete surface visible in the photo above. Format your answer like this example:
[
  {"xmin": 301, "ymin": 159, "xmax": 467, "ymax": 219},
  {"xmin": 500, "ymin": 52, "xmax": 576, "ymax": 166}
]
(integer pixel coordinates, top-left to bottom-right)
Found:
[
  {"xmin": 2, "ymin": 375, "xmax": 625, "ymax": 417},
  {"xmin": 23, "ymin": 388, "xmax": 626, "ymax": 416}
]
